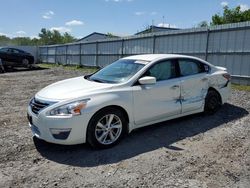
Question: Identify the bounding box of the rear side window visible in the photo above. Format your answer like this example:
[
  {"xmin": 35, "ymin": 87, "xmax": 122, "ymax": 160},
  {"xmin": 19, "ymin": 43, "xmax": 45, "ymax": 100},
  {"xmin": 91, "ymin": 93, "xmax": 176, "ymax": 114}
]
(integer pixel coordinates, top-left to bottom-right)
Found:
[
  {"xmin": 0, "ymin": 48, "xmax": 9, "ymax": 53},
  {"xmin": 12, "ymin": 49, "xmax": 20, "ymax": 53},
  {"xmin": 179, "ymin": 59, "xmax": 205, "ymax": 76},
  {"xmin": 144, "ymin": 60, "xmax": 177, "ymax": 81}
]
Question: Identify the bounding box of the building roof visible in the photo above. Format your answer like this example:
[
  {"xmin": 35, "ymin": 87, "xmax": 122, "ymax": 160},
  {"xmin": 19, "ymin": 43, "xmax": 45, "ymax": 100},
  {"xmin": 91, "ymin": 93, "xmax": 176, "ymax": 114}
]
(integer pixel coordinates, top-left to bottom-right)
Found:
[
  {"xmin": 135, "ymin": 25, "xmax": 180, "ymax": 35},
  {"xmin": 76, "ymin": 32, "xmax": 119, "ymax": 42}
]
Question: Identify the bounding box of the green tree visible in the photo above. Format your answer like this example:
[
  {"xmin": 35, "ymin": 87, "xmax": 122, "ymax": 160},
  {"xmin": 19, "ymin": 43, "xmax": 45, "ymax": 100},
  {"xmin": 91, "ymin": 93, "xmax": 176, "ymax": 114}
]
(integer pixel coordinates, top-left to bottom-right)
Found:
[
  {"xmin": 38, "ymin": 28, "xmax": 53, "ymax": 45},
  {"xmin": 197, "ymin": 21, "xmax": 209, "ymax": 27},
  {"xmin": 0, "ymin": 35, "xmax": 12, "ymax": 46},
  {"xmin": 211, "ymin": 6, "xmax": 250, "ymax": 25},
  {"xmin": 11, "ymin": 37, "xmax": 33, "ymax": 45},
  {"xmin": 106, "ymin": 32, "xmax": 118, "ymax": 38},
  {"xmin": 38, "ymin": 28, "xmax": 76, "ymax": 45},
  {"xmin": 63, "ymin": 32, "xmax": 76, "ymax": 43}
]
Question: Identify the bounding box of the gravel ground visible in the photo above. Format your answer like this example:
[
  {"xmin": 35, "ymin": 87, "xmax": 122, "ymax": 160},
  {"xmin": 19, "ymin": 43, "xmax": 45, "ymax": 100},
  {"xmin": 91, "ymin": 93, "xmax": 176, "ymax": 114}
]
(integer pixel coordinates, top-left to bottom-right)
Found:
[{"xmin": 0, "ymin": 67, "xmax": 249, "ymax": 188}]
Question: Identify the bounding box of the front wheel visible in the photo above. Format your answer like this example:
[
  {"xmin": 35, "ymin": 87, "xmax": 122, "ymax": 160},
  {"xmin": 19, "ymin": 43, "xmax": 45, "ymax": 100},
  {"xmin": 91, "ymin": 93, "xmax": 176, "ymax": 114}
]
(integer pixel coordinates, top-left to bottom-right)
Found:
[
  {"xmin": 204, "ymin": 90, "xmax": 221, "ymax": 115},
  {"xmin": 87, "ymin": 108, "xmax": 126, "ymax": 149}
]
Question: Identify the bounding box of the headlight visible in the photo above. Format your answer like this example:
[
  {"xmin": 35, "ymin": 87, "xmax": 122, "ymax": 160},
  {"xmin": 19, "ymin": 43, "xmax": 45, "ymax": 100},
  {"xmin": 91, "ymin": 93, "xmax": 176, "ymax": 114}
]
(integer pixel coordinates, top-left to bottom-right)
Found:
[{"xmin": 48, "ymin": 99, "xmax": 89, "ymax": 116}]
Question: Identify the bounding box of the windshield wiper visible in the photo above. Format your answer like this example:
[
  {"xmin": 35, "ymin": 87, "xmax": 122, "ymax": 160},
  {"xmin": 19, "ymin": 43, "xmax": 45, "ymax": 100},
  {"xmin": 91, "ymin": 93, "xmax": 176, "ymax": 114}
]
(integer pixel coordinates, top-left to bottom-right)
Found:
[{"xmin": 89, "ymin": 78, "xmax": 105, "ymax": 83}]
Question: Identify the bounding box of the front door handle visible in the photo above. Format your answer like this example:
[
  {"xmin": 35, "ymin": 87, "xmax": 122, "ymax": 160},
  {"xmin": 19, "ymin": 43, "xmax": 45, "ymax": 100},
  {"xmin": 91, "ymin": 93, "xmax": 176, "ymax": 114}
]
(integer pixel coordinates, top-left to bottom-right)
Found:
[
  {"xmin": 201, "ymin": 77, "xmax": 208, "ymax": 81},
  {"xmin": 171, "ymin": 85, "xmax": 180, "ymax": 89}
]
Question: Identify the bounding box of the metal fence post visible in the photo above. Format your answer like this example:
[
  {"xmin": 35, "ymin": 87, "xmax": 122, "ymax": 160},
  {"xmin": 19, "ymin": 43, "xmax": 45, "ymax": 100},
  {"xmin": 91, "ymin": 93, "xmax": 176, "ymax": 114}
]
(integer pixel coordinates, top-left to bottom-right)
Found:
[
  {"xmin": 205, "ymin": 29, "xmax": 210, "ymax": 61},
  {"xmin": 152, "ymin": 35, "xmax": 156, "ymax": 54},
  {"xmin": 95, "ymin": 41, "xmax": 99, "ymax": 67},
  {"xmin": 79, "ymin": 43, "xmax": 82, "ymax": 66},
  {"xmin": 46, "ymin": 47, "xmax": 49, "ymax": 63},
  {"xmin": 36, "ymin": 46, "xmax": 39, "ymax": 63},
  {"xmin": 55, "ymin": 46, "xmax": 57, "ymax": 64},
  {"xmin": 121, "ymin": 39, "xmax": 124, "ymax": 57},
  {"xmin": 66, "ymin": 45, "xmax": 68, "ymax": 65}
]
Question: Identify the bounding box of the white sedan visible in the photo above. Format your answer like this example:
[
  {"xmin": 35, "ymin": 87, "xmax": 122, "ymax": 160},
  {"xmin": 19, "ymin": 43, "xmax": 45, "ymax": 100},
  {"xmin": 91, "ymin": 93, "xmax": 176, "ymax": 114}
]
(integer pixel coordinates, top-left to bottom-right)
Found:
[{"xmin": 27, "ymin": 54, "xmax": 231, "ymax": 148}]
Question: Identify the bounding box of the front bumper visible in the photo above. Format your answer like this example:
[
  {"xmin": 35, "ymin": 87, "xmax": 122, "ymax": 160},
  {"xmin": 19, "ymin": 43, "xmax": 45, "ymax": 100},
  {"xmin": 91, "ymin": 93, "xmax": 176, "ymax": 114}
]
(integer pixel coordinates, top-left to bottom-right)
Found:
[{"xmin": 27, "ymin": 106, "xmax": 92, "ymax": 145}]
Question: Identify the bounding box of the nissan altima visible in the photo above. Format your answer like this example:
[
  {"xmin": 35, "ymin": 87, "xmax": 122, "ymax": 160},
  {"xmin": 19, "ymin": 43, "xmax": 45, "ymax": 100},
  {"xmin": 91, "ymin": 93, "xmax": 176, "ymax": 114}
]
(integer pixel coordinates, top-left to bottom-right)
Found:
[{"xmin": 27, "ymin": 54, "xmax": 231, "ymax": 148}]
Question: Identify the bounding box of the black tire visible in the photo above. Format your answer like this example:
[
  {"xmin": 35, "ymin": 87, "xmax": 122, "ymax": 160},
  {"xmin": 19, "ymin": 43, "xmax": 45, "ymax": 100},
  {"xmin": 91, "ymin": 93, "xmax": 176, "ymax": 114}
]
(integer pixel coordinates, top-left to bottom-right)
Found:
[
  {"xmin": 22, "ymin": 58, "xmax": 30, "ymax": 68},
  {"xmin": 87, "ymin": 107, "xmax": 127, "ymax": 149},
  {"xmin": 204, "ymin": 90, "xmax": 221, "ymax": 115},
  {"xmin": 28, "ymin": 64, "xmax": 35, "ymax": 69}
]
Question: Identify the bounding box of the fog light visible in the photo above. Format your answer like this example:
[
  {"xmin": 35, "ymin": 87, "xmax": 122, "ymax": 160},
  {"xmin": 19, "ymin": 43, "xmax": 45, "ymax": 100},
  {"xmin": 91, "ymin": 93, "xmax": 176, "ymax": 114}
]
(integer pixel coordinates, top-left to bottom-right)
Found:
[{"xmin": 50, "ymin": 128, "xmax": 71, "ymax": 140}]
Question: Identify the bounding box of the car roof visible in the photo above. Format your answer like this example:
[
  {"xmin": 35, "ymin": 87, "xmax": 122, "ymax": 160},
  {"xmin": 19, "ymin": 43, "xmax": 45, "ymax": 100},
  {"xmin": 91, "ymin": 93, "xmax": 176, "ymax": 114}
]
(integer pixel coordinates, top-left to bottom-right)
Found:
[{"xmin": 123, "ymin": 54, "xmax": 202, "ymax": 63}]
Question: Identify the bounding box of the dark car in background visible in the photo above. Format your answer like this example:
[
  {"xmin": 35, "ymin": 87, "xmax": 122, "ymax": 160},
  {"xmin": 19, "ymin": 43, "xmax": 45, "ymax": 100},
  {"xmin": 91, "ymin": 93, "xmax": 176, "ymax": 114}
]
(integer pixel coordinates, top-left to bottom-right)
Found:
[{"xmin": 0, "ymin": 47, "xmax": 34, "ymax": 69}]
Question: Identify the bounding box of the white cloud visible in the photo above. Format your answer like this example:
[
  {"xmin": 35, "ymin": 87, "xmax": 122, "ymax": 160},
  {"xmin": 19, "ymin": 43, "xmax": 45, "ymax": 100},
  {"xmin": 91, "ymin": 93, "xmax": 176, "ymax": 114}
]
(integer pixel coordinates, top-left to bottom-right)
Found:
[
  {"xmin": 48, "ymin": 11, "xmax": 54, "ymax": 15},
  {"xmin": 16, "ymin": 30, "xmax": 26, "ymax": 35},
  {"xmin": 157, "ymin": 23, "xmax": 177, "ymax": 28},
  {"xmin": 65, "ymin": 20, "xmax": 84, "ymax": 26},
  {"xmin": 221, "ymin": 1, "xmax": 228, "ymax": 7},
  {"xmin": 151, "ymin": 11, "xmax": 158, "ymax": 15},
  {"xmin": 0, "ymin": 32, "xmax": 10, "ymax": 37},
  {"xmin": 135, "ymin": 11, "xmax": 146, "ymax": 16},
  {"xmin": 42, "ymin": 10, "xmax": 55, "ymax": 19},
  {"xmin": 15, "ymin": 30, "xmax": 27, "ymax": 37},
  {"xmin": 240, "ymin": 4, "xmax": 249, "ymax": 11},
  {"xmin": 134, "ymin": 11, "xmax": 157, "ymax": 16},
  {"xmin": 50, "ymin": 27, "xmax": 71, "ymax": 33}
]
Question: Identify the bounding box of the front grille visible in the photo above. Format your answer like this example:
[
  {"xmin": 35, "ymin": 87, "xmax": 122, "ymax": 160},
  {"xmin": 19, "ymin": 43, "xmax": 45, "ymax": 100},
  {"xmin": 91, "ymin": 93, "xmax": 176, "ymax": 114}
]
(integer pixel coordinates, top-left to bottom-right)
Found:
[{"xmin": 30, "ymin": 98, "xmax": 50, "ymax": 114}]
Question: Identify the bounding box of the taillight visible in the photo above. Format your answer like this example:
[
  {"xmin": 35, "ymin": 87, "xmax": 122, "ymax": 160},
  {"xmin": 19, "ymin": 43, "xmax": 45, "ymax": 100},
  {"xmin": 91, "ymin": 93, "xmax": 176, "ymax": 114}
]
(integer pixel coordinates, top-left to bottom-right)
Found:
[{"xmin": 223, "ymin": 73, "xmax": 231, "ymax": 81}]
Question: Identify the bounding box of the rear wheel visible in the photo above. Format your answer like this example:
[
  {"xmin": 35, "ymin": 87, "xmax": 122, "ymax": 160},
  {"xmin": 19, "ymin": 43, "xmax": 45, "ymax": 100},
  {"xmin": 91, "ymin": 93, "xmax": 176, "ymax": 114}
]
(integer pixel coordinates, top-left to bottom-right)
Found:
[
  {"xmin": 22, "ymin": 58, "xmax": 30, "ymax": 68},
  {"xmin": 204, "ymin": 90, "xmax": 221, "ymax": 115},
  {"xmin": 87, "ymin": 107, "xmax": 126, "ymax": 149}
]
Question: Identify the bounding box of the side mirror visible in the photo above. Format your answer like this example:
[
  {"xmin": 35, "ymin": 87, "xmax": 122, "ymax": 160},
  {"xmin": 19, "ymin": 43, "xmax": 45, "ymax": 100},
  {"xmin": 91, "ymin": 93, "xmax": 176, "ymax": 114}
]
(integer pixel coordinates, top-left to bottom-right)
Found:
[
  {"xmin": 138, "ymin": 76, "xmax": 156, "ymax": 85},
  {"xmin": 204, "ymin": 65, "xmax": 210, "ymax": 73}
]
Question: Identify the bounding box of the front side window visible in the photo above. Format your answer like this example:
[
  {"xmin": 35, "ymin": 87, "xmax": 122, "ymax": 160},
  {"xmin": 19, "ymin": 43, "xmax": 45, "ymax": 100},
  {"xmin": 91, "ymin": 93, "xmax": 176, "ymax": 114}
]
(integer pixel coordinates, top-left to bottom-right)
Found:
[
  {"xmin": 179, "ymin": 59, "xmax": 205, "ymax": 76},
  {"xmin": 89, "ymin": 59, "xmax": 147, "ymax": 83},
  {"xmin": 144, "ymin": 60, "xmax": 176, "ymax": 81}
]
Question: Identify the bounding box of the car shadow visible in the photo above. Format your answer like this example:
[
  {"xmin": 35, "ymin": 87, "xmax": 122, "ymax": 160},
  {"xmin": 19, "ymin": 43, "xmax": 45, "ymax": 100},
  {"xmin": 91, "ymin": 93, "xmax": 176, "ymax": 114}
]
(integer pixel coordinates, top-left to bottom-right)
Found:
[
  {"xmin": 34, "ymin": 103, "xmax": 248, "ymax": 167},
  {"xmin": 3, "ymin": 66, "xmax": 48, "ymax": 73}
]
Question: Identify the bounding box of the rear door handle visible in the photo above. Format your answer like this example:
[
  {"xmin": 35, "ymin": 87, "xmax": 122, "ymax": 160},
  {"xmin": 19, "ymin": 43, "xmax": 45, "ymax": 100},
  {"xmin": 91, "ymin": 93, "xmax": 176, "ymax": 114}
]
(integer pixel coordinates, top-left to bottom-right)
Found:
[{"xmin": 171, "ymin": 85, "xmax": 180, "ymax": 89}]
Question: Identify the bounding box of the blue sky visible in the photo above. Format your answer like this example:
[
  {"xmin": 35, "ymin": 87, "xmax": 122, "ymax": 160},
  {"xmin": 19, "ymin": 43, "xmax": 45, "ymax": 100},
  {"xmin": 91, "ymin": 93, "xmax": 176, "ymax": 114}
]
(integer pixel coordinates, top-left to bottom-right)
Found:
[{"xmin": 0, "ymin": 0, "xmax": 249, "ymax": 39}]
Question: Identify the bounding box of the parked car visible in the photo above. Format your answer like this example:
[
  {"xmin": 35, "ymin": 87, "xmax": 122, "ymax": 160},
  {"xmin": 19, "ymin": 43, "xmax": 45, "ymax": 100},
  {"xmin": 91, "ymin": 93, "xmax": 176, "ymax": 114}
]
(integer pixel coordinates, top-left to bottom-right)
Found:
[
  {"xmin": 0, "ymin": 47, "xmax": 34, "ymax": 69},
  {"xmin": 27, "ymin": 54, "xmax": 231, "ymax": 148}
]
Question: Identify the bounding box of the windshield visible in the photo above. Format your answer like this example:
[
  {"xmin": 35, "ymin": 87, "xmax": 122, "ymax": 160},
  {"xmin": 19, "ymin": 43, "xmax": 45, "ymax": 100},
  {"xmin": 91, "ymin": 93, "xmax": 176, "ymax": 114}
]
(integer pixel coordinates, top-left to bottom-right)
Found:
[{"xmin": 89, "ymin": 59, "xmax": 147, "ymax": 83}]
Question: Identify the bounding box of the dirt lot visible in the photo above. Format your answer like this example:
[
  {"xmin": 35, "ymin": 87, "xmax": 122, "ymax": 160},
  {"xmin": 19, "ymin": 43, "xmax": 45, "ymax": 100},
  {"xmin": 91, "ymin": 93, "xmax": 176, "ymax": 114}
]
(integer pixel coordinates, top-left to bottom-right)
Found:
[{"xmin": 0, "ymin": 67, "xmax": 249, "ymax": 188}]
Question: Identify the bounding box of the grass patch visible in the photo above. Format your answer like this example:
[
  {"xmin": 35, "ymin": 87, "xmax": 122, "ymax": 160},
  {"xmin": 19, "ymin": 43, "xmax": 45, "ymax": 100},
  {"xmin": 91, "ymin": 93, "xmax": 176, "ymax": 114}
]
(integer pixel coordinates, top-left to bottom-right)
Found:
[
  {"xmin": 38, "ymin": 63, "xmax": 99, "ymax": 73},
  {"xmin": 232, "ymin": 84, "xmax": 250, "ymax": 92}
]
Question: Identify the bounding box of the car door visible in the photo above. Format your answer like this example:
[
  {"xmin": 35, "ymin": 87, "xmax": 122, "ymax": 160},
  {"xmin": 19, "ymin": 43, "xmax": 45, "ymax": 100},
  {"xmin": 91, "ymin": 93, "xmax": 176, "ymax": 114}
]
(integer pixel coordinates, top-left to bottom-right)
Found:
[
  {"xmin": 7, "ymin": 48, "xmax": 17, "ymax": 63},
  {"xmin": 178, "ymin": 58, "xmax": 209, "ymax": 113},
  {"xmin": 132, "ymin": 59, "xmax": 181, "ymax": 126},
  {"xmin": 0, "ymin": 48, "xmax": 11, "ymax": 62},
  {"xmin": 12, "ymin": 49, "xmax": 24, "ymax": 64}
]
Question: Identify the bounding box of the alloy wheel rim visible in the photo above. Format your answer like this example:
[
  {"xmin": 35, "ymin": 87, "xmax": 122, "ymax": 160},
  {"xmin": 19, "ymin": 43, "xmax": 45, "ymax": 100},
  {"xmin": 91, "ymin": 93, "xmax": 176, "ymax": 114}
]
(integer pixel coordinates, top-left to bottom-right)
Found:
[
  {"xmin": 23, "ymin": 59, "xmax": 29, "ymax": 65},
  {"xmin": 95, "ymin": 114, "xmax": 122, "ymax": 145}
]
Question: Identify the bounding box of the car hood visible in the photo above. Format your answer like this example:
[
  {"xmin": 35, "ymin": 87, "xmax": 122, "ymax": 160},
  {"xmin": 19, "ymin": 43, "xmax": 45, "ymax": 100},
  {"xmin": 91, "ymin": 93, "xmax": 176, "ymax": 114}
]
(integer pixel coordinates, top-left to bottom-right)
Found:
[{"xmin": 36, "ymin": 76, "xmax": 113, "ymax": 101}]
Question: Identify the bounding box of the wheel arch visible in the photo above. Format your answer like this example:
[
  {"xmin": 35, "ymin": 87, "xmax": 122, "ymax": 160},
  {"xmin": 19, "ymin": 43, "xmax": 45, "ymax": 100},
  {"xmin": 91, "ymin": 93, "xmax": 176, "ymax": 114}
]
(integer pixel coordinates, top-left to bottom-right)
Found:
[
  {"xmin": 207, "ymin": 87, "xmax": 222, "ymax": 104},
  {"xmin": 88, "ymin": 105, "xmax": 130, "ymax": 133}
]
